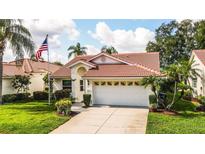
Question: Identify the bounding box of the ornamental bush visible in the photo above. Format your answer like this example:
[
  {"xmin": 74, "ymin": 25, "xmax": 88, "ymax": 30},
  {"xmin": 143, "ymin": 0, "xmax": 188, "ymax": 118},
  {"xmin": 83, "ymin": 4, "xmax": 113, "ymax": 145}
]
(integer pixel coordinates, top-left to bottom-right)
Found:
[
  {"xmin": 2, "ymin": 93, "xmax": 30, "ymax": 103},
  {"xmin": 33, "ymin": 91, "xmax": 48, "ymax": 100},
  {"xmin": 54, "ymin": 89, "xmax": 71, "ymax": 100},
  {"xmin": 83, "ymin": 94, "xmax": 91, "ymax": 107},
  {"xmin": 55, "ymin": 99, "xmax": 72, "ymax": 116}
]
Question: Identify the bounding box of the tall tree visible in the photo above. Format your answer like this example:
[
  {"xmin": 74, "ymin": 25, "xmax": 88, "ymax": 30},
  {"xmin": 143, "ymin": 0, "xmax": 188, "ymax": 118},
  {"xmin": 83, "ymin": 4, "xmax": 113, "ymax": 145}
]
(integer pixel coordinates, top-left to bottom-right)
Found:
[
  {"xmin": 101, "ymin": 45, "xmax": 118, "ymax": 54},
  {"xmin": 68, "ymin": 42, "xmax": 87, "ymax": 58},
  {"xmin": 0, "ymin": 19, "xmax": 34, "ymax": 104},
  {"xmin": 165, "ymin": 59, "xmax": 201, "ymax": 110},
  {"xmin": 11, "ymin": 75, "xmax": 31, "ymax": 93},
  {"xmin": 146, "ymin": 20, "xmax": 205, "ymax": 68},
  {"xmin": 194, "ymin": 20, "xmax": 205, "ymax": 49}
]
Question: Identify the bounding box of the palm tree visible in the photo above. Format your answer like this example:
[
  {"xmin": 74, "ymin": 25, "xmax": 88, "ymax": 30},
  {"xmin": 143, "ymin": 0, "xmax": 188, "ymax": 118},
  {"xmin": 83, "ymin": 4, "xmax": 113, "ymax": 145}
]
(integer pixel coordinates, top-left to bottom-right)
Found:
[
  {"xmin": 165, "ymin": 58, "xmax": 202, "ymax": 109},
  {"xmin": 68, "ymin": 42, "xmax": 87, "ymax": 58},
  {"xmin": 101, "ymin": 45, "xmax": 118, "ymax": 54},
  {"xmin": 140, "ymin": 76, "xmax": 162, "ymax": 107},
  {"xmin": 30, "ymin": 54, "xmax": 37, "ymax": 61},
  {"xmin": 180, "ymin": 57, "xmax": 202, "ymax": 85},
  {"xmin": 0, "ymin": 19, "xmax": 34, "ymax": 104}
]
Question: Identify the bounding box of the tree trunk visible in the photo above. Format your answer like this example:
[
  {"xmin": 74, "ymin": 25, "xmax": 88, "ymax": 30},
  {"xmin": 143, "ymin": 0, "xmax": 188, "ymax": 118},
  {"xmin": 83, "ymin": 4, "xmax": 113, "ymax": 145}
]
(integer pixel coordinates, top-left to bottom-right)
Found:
[
  {"xmin": 167, "ymin": 81, "xmax": 177, "ymax": 110},
  {"xmin": 0, "ymin": 51, "xmax": 3, "ymax": 105}
]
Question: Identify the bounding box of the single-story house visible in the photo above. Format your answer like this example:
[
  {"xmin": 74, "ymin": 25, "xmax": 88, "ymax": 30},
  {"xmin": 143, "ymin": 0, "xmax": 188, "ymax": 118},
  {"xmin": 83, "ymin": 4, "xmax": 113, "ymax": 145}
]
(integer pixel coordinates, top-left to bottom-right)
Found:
[
  {"xmin": 3, "ymin": 59, "xmax": 62, "ymax": 95},
  {"xmin": 190, "ymin": 49, "xmax": 205, "ymax": 96},
  {"xmin": 52, "ymin": 52, "xmax": 161, "ymax": 107}
]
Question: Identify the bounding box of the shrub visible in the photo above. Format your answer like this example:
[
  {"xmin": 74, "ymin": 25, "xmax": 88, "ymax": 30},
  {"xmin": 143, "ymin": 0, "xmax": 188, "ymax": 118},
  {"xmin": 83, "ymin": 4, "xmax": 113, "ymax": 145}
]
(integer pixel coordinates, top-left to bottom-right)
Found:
[
  {"xmin": 196, "ymin": 105, "xmax": 205, "ymax": 112},
  {"xmin": 15, "ymin": 93, "xmax": 30, "ymax": 101},
  {"xmin": 33, "ymin": 91, "xmax": 48, "ymax": 100},
  {"xmin": 149, "ymin": 95, "xmax": 157, "ymax": 104},
  {"xmin": 83, "ymin": 94, "xmax": 91, "ymax": 107},
  {"xmin": 2, "ymin": 94, "xmax": 16, "ymax": 103},
  {"xmin": 197, "ymin": 96, "xmax": 205, "ymax": 105},
  {"xmin": 149, "ymin": 103, "xmax": 158, "ymax": 112},
  {"xmin": 182, "ymin": 90, "xmax": 193, "ymax": 101},
  {"xmin": 54, "ymin": 89, "xmax": 71, "ymax": 100},
  {"xmin": 55, "ymin": 99, "xmax": 72, "ymax": 116},
  {"xmin": 2, "ymin": 93, "xmax": 31, "ymax": 103}
]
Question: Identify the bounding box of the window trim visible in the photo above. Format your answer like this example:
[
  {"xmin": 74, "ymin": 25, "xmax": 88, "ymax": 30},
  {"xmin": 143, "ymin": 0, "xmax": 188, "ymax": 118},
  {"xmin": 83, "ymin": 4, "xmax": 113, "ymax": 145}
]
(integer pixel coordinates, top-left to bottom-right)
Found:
[
  {"xmin": 80, "ymin": 80, "xmax": 84, "ymax": 91},
  {"xmin": 192, "ymin": 78, "xmax": 197, "ymax": 88},
  {"xmin": 62, "ymin": 80, "xmax": 72, "ymax": 90}
]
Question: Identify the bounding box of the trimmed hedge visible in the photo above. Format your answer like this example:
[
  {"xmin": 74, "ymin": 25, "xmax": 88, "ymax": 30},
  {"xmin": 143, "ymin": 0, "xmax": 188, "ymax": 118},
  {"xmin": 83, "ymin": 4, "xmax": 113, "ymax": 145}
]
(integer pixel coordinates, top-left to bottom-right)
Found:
[
  {"xmin": 2, "ymin": 93, "xmax": 30, "ymax": 103},
  {"xmin": 33, "ymin": 91, "xmax": 48, "ymax": 100},
  {"xmin": 54, "ymin": 89, "xmax": 71, "ymax": 100},
  {"xmin": 83, "ymin": 94, "xmax": 91, "ymax": 107}
]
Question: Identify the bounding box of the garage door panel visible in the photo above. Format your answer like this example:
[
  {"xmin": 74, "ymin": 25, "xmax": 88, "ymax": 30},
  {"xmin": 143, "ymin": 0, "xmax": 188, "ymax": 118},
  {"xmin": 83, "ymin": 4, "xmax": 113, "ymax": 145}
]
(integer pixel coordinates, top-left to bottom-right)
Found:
[{"xmin": 93, "ymin": 86, "xmax": 149, "ymax": 106}]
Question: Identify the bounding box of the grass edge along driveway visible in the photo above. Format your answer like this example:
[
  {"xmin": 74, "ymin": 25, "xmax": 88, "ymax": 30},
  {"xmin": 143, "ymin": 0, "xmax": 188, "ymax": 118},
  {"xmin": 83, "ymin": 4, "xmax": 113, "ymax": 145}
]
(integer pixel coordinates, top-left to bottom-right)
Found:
[
  {"xmin": 0, "ymin": 101, "xmax": 70, "ymax": 134},
  {"xmin": 146, "ymin": 100, "xmax": 205, "ymax": 134}
]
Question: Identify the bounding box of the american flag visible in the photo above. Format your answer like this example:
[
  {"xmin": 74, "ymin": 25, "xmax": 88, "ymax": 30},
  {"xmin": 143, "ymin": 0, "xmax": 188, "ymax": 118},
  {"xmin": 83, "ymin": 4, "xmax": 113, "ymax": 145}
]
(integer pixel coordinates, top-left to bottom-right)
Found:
[{"xmin": 35, "ymin": 35, "xmax": 48, "ymax": 60}]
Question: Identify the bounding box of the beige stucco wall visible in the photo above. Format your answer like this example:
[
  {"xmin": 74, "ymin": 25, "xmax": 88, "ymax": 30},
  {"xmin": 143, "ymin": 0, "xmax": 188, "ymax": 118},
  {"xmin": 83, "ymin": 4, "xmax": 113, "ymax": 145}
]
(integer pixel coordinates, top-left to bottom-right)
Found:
[
  {"xmin": 29, "ymin": 73, "xmax": 46, "ymax": 94},
  {"xmin": 70, "ymin": 63, "xmax": 91, "ymax": 102},
  {"xmin": 191, "ymin": 53, "xmax": 205, "ymax": 96},
  {"xmin": 2, "ymin": 78, "xmax": 17, "ymax": 95},
  {"xmin": 53, "ymin": 78, "xmax": 71, "ymax": 92},
  {"xmin": 2, "ymin": 73, "xmax": 47, "ymax": 95}
]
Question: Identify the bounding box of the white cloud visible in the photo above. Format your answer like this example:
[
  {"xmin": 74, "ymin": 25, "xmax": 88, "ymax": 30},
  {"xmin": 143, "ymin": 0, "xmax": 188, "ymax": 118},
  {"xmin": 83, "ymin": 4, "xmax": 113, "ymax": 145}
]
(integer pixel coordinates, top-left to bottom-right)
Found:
[
  {"xmin": 85, "ymin": 44, "xmax": 100, "ymax": 55},
  {"xmin": 89, "ymin": 22, "xmax": 155, "ymax": 52},
  {"xmin": 24, "ymin": 19, "xmax": 80, "ymax": 48},
  {"xmin": 3, "ymin": 19, "xmax": 80, "ymax": 62},
  {"xmin": 3, "ymin": 49, "xmax": 13, "ymax": 62}
]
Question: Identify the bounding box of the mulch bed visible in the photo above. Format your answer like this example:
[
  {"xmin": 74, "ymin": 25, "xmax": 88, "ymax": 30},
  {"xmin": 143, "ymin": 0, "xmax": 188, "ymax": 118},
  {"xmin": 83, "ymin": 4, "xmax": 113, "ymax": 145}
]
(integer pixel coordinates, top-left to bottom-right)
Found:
[{"xmin": 149, "ymin": 108, "xmax": 178, "ymax": 115}]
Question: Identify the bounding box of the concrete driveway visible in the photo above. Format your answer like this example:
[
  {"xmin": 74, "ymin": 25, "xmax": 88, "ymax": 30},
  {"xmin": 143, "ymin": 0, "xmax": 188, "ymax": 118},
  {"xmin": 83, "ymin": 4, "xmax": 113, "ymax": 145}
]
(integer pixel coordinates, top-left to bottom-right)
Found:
[{"xmin": 51, "ymin": 106, "xmax": 149, "ymax": 134}]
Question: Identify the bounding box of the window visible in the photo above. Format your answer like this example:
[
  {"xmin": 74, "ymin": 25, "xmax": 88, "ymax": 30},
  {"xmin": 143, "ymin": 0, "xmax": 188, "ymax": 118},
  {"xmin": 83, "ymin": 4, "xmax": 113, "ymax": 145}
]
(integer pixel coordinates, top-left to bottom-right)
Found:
[
  {"xmin": 192, "ymin": 78, "xmax": 197, "ymax": 88},
  {"xmin": 107, "ymin": 81, "xmax": 112, "ymax": 86},
  {"xmin": 134, "ymin": 81, "xmax": 139, "ymax": 86},
  {"xmin": 101, "ymin": 81, "xmax": 106, "ymax": 86},
  {"xmin": 80, "ymin": 80, "xmax": 84, "ymax": 91},
  {"xmin": 120, "ymin": 81, "xmax": 126, "ymax": 86},
  {"xmin": 62, "ymin": 80, "xmax": 72, "ymax": 90},
  {"xmin": 114, "ymin": 81, "xmax": 119, "ymax": 86},
  {"xmin": 127, "ymin": 81, "xmax": 133, "ymax": 86},
  {"xmin": 94, "ymin": 82, "xmax": 99, "ymax": 86}
]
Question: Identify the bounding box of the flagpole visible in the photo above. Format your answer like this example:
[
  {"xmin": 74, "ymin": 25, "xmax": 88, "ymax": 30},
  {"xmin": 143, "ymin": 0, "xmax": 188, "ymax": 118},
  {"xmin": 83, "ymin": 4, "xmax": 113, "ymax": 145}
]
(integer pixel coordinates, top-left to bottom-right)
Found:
[{"xmin": 47, "ymin": 34, "xmax": 51, "ymax": 105}]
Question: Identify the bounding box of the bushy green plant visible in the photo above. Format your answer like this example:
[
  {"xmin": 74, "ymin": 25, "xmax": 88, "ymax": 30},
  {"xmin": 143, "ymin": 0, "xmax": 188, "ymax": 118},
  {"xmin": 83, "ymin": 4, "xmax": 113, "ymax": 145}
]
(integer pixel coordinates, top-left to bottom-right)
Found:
[
  {"xmin": 182, "ymin": 90, "xmax": 193, "ymax": 101},
  {"xmin": 55, "ymin": 99, "xmax": 72, "ymax": 116},
  {"xmin": 149, "ymin": 95, "xmax": 157, "ymax": 104},
  {"xmin": 33, "ymin": 91, "xmax": 48, "ymax": 100},
  {"xmin": 15, "ymin": 93, "xmax": 30, "ymax": 100},
  {"xmin": 54, "ymin": 89, "xmax": 71, "ymax": 100},
  {"xmin": 83, "ymin": 94, "xmax": 91, "ymax": 107},
  {"xmin": 2, "ymin": 94, "xmax": 16, "ymax": 103},
  {"xmin": 11, "ymin": 75, "xmax": 31, "ymax": 93},
  {"xmin": 197, "ymin": 96, "xmax": 205, "ymax": 105},
  {"xmin": 2, "ymin": 93, "xmax": 31, "ymax": 103}
]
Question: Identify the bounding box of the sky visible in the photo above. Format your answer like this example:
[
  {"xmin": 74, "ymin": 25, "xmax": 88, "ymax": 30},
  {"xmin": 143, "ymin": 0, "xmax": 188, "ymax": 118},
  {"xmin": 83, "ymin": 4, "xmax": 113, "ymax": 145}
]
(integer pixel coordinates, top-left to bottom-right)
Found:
[{"xmin": 4, "ymin": 19, "xmax": 172, "ymax": 64}]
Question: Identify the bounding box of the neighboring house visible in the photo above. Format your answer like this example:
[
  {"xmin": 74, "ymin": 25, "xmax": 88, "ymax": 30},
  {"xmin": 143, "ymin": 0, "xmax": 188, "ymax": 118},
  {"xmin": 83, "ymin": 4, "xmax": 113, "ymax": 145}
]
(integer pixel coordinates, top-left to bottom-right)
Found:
[
  {"xmin": 190, "ymin": 50, "xmax": 205, "ymax": 96},
  {"xmin": 52, "ymin": 52, "xmax": 161, "ymax": 107},
  {"xmin": 3, "ymin": 59, "xmax": 62, "ymax": 95}
]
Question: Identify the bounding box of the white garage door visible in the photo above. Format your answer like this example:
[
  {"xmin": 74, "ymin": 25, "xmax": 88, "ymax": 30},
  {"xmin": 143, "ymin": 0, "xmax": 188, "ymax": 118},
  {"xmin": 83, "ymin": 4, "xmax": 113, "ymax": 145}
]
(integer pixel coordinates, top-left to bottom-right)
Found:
[{"xmin": 93, "ymin": 85, "xmax": 149, "ymax": 107}]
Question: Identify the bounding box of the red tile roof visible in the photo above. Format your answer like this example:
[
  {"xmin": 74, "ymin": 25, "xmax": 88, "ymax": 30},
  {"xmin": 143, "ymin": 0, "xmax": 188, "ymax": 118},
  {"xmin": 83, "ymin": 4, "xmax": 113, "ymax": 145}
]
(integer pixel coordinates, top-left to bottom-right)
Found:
[
  {"xmin": 84, "ymin": 64, "xmax": 161, "ymax": 77},
  {"xmin": 52, "ymin": 66, "xmax": 71, "ymax": 78},
  {"xmin": 52, "ymin": 52, "xmax": 161, "ymax": 78},
  {"xmin": 3, "ymin": 59, "xmax": 62, "ymax": 77},
  {"xmin": 193, "ymin": 49, "xmax": 205, "ymax": 66}
]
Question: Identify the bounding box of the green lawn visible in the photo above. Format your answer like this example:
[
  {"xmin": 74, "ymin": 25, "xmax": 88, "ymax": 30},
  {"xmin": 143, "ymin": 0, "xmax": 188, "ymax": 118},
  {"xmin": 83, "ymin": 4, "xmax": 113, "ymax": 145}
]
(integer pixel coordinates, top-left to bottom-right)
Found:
[
  {"xmin": 0, "ymin": 101, "xmax": 70, "ymax": 134},
  {"xmin": 146, "ymin": 99, "xmax": 205, "ymax": 134}
]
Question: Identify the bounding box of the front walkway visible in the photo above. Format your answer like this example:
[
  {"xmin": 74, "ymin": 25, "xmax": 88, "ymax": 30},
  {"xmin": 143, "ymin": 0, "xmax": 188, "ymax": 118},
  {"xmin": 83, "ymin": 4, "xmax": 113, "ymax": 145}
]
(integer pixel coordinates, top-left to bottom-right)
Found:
[{"xmin": 51, "ymin": 106, "xmax": 149, "ymax": 134}]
